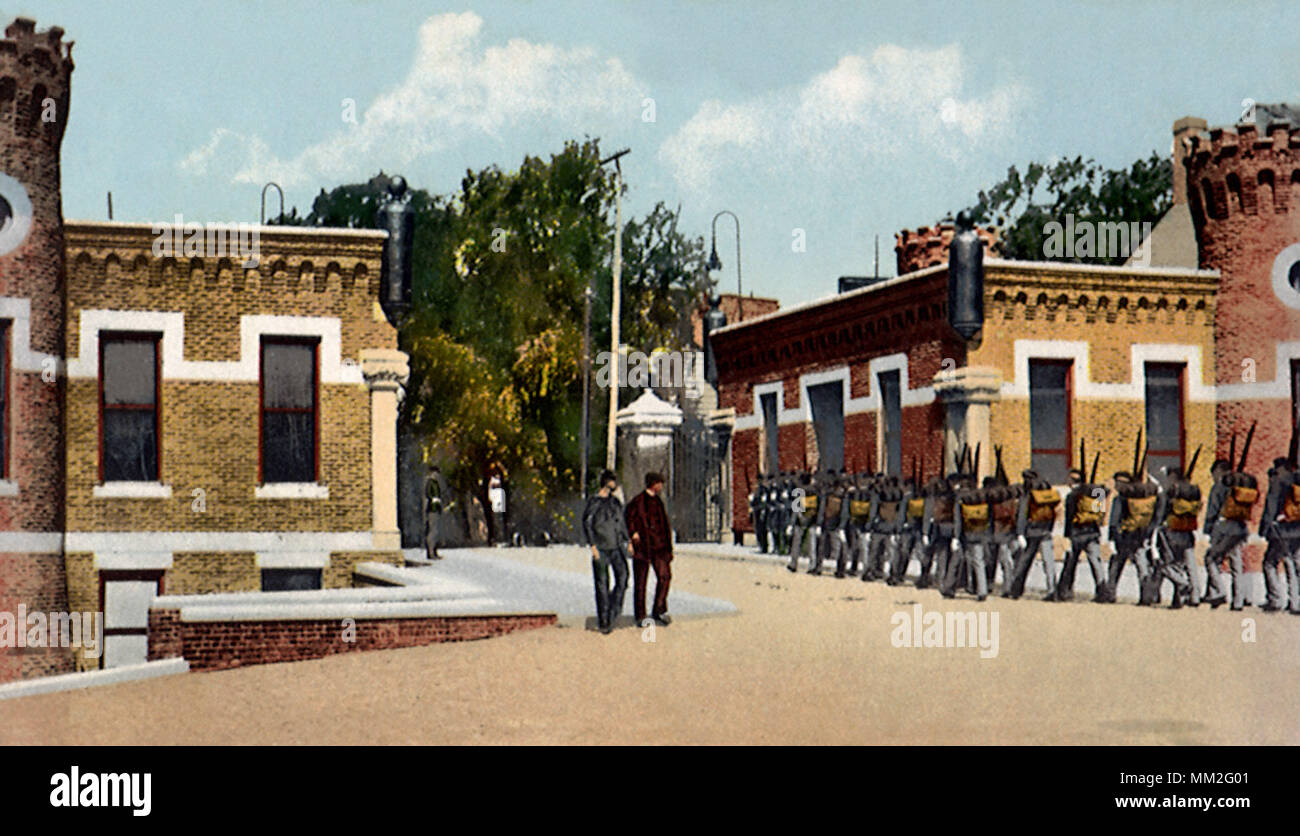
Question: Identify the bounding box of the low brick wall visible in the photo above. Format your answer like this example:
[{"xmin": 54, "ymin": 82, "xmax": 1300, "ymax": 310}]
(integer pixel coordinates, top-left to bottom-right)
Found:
[{"xmin": 148, "ymin": 607, "xmax": 555, "ymax": 672}]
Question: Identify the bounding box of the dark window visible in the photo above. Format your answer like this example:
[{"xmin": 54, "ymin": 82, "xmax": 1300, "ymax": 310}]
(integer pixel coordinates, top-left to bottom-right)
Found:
[
  {"xmin": 878, "ymin": 370, "xmax": 902, "ymax": 476},
  {"xmin": 807, "ymin": 381, "xmax": 844, "ymax": 472},
  {"xmin": 761, "ymin": 392, "xmax": 778, "ymax": 473},
  {"xmin": 0, "ymin": 321, "xmax": 8, "ymax": 479},
  {"xmin": 1145, "ymin": 362, "xmax": 1186, "ymax": 478},
  {"xmin": 260, "ymin": 339, "xmax": 318, "ymax": 483},
  {"xmin": 261, "ymin": 569, "xmax": 322, "ymax": 592},
  {"xmin": 1290, "ymin": 261, "xmax": 1300, "ymax": 293},
  {"xmin": 1029, "ymin": 360, "xmax": 1072, "ymax": 484},
  {"xmin": 100, "ymin": 334, "xmax": 160, "ymax": 482}
]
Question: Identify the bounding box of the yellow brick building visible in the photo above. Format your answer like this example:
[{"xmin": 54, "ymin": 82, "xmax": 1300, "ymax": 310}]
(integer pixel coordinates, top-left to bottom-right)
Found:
[
  {"xmin": 950, "ymin": 259, "xmax": 1221, "ymax": 496},
  {"xmin": 60, "ymin": 221, "xmax": 409, "ymax": 666}
]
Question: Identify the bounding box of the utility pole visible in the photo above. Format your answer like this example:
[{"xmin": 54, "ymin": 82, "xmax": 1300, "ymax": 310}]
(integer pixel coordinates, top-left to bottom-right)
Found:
[
  {"xmin": 580, "ymin": 284, "xmax": 593, "ymax": 499},
  {"xmin": 601, "ymin": 148, "xmax": 630, "ymax": 472}
]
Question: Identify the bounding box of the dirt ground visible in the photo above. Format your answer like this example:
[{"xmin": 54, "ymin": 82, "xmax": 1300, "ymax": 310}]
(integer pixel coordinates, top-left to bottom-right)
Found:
[{"xmin": 3, "ymin": 548, "xmax": 1298, "ymax": 745}]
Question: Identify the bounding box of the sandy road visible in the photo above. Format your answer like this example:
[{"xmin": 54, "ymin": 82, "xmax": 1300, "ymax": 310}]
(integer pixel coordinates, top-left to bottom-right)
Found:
[{"xmin": 2, "ymin": 547, "xmax": 1297, "ymax": 745}]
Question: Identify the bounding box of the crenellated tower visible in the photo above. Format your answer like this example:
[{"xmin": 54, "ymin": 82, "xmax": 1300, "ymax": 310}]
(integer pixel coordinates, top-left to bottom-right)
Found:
[
  {"xmin": 0, "ymin": 17, "xmax": 73, "ymax": 681},
  {"xmin": 1184, "ymin": 113, "xmax": 1300, "ymax": 550}
]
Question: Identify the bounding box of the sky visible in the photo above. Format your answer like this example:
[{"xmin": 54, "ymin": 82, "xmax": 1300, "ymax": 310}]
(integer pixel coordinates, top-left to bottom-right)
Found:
[{"xmin": 18, "ymin": 0, "xmax": 1300, "ymax": 307}]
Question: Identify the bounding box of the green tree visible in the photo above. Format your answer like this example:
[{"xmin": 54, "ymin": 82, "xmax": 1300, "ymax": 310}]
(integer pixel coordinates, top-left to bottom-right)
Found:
[
  {"xmin": 273, "ymin": 140, "xmax": 710, "ymax": 515},
  {"xmin": 961, "ymin": 152, "xmax": 1172, "ymax": 266}
]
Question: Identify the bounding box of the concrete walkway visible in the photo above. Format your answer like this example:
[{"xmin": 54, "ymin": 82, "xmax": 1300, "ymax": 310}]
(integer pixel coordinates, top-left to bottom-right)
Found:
[{"xmin": 404, "ymin": 546, "xmax": 738, "ymax": 628}]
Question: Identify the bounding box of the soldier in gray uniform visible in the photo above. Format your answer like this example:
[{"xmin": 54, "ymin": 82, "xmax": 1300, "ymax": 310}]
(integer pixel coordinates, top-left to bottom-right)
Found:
[
  {"xmin": 887, "ymin": 468, "xmax": 925, "ymax": 586},
  {"xmin": 872, "ymin": 476, "xmax": 905, "ymax": 584},
  {"xmin": 787, "ymin": 472, "xmax": 818, "ymax": 572},
  {"xmin": 811, "ymin": 471, "xmax": 844, "ymax": 576},
  {"xmin": 1203, "ymin": 433, "xmax": 1259, "ymax": 610},
  {"xmin": 986, "ymin": 471, "xmax": 1019, "ymax": 596},
  {"xmin": 1009, "ymin": 469, "xmax": 1059, "ymax": 600},
  {"xmin": 944, "ymin": 474, "xmax": 988, "ymax": 600},
  {"xmin": 1149, "ymin": 462, "xmax": 1200, "ymax": 609},
  {"xmin": 845, "ymin": 473, "xmax": 872, "ymax": 577},
  {"xmin": 1106, "ymin": 471, "xmax": 1157, "ymax": 604},
  {"xmin": 1057, "ymin": 462, "xmax": 1110, "ymax": 602},
  {"xmin": 920, "ymin": 474, "xmax": 962, "ymax": 590},
  {"xmin": 1260, "ymin": 451, "xmax": 1300, "ymax": 613},
  {"xmin": 767, "ymin": 473, "xmax": 787, "ymax": 556}
]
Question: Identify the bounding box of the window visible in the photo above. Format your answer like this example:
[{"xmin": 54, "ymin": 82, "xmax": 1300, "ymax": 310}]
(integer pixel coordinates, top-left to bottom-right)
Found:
[
  {"xmin": 1029, "ymin": 360, "xmax": 1072, "ymax": 484},
  {"xmin": 878, "ymin": 370, "xmax": 902, "ymax": 476},
  {"xmin": 761, "ymin": 392, "xmax": 778, "ymax": 473},
  {"xmin": 260, "ymin": 338, "xmax": 318, "ymax": 483},
  {"xmin": 1290, "ymin": 261, "xmax": 1300, "ymax": 294},
  {"xmin": 100, "ymin": 334, "xmax": 160, "ymax": 482},
  {"xmin": 807, "ymin": 381, "xmax": 844, "ymax": 472},
  {"xmin": 1145, "ymin": 362, "xmax": 1186, "ymax": 477},
  {"xmin": 261, "ymin": 568, "xmax": 322, "ymax": 592},
  {"xmin": 0, "ymin": 321, "xmax": 8, "ymax": 479}
]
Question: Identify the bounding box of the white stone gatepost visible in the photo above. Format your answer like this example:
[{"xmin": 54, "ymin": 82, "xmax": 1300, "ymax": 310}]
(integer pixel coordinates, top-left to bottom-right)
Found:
[
  {"xmin": 361, "ymin": 348, "xmax": 410, "ymax": 551},
  {"xmin": 933, "ymin": 366, "xmax": 1002, "ymax": 479},
  {"xmin": 616, "ymin": 389, "xmax": 683, "ymax": 500}
]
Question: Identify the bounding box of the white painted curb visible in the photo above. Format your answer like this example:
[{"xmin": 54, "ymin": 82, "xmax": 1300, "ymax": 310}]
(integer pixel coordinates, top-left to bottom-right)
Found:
[{"xmin": 0, "ymin": 658, "xmax": 189, "ymax": 701}]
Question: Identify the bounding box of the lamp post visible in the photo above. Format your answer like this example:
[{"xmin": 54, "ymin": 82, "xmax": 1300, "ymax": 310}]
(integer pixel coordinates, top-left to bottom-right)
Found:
[
  {"xmin": 708, "ymin": 210, "xmax": 742, "ymax": 321},
  {"xmin": 601, "ymin": 148, "xmax": 630, "ymax": 473}
]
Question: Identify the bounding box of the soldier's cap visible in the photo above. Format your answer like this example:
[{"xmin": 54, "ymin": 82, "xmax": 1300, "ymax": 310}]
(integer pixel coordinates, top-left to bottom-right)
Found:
[
  {"xmin": 1211, "ymin": 459, "xmax": 1231, "ymax": 474},
  {"xmin": 1067, "ymin": 468, "xmax": 1084, "ymax": 481},
  {"xmin": 1113, "ymin": 471, "xmax": 1133, "ymax": 482},
  {"xmin": 1274, "ymin": 457, "xmax": 1291, "ymax": 469},
  {"xmin": 1021, "ymin": 469, "xmax": 1038, "ymax": 481}
]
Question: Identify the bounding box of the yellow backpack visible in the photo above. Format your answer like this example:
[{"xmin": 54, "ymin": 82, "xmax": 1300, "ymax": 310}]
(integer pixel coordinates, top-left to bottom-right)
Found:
[
  {"xmin": 1121, "ymin": 495, "xmax": 1157, "ymax": 533},
  {"xmin": 1073, "ymin": 493, "xmax": 1104, "ymax": 526}
]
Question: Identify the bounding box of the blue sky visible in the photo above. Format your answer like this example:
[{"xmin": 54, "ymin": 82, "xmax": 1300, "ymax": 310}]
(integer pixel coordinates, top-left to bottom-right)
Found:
[{"xmin": 20, "ymin": 0, "xmax": 1300, "ymax": 306}]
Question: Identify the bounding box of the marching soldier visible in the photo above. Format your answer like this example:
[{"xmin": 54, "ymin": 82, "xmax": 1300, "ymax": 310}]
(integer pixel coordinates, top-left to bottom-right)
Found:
[
  {"xmin": 945, "ymin": 472, "xmax": 989, "ymax": 601},
  {"xmin": 861, "ymin": 474, "xmax": 889, "ymax": 581},
  {"xmin": 888, "ymin": 462, "xmax": 925, "ymax": 586},
  {"xmin": 846, "ymin": 473, "xmax": 873, "ymax": 577},
  {"xmin": 1009, "ymin": 469, "xmax": 1060, "ymax": 600},
  {"xmin": 1057, "ymin": 444, "xmax": 1110, "ymax": 602},
  {"xmin": 1260, "ymin": 427, "xmax": 1300, "ymax": 613},
  {"xmin": 787, "ymin": 472, "xmax": 819, "ymax": 572},
  {"xmin": 920, "ymin": 472, "xmax": 961, "ymax": 590},
  {"xmin": 1204, "ymin": 426, "xmax": 1258, "ymax": 610},
  {"xmin": 811, "ymin": 470, "xmax": 845, "ymax": 576},
  {"xmin": 1107, "ymin": 470, "xmax": 1157, "ymax": 604},
  {"xmin": 1149, "ymin": 456, "xmax": 1201, "ymax": 609},
  {"xmin": 872, "ymin": 475, "xmax": 906, "ymax": 584},
  {"xmin": 769, "ymin": 473, "xmax": 791, "ymax": 556}
]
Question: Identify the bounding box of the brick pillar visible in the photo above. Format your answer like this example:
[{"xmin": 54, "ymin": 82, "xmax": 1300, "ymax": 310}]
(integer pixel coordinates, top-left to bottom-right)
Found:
[
  {"xmin": 361, "ymin": 349, "xmax": 409, "ymax": 551},
  {"xmin": 933, "ymin": 366, "xmax": 1002, "ymax": 479}
]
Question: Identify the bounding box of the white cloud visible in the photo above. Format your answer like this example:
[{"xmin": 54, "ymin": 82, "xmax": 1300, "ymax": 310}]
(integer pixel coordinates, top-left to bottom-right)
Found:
[
  {"xmin": 659, "ymin": 43, "xmax": 1025, "ymax": 193},
  {"xmin": 179, "ymin": 11, "xmax": 646, "ymax": 187}
]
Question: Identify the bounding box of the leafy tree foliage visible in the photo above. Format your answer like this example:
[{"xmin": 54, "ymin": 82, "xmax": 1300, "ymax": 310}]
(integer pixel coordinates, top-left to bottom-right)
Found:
[
  {"xmin": 272, "ymin": 140, "xmax": 710, "ymax": 507},
  {"xmin": 961, "ymin": 152, "xmax": 1172, "ymax": 266}
]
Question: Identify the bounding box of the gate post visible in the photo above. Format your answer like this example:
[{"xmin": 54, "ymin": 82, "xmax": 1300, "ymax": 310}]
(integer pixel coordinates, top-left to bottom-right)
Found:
[{"xmin": 616, "ymin": 390, "xmax": 683, "ymax": 503}]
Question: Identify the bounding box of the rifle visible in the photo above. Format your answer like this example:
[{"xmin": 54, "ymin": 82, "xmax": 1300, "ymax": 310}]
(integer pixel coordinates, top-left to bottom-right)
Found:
[
  {"xmin": 1238, "ymin": 421, "xmax": 1256, "ymax": 472},
  {"xmin": 1090, "ymin": 450, "xmax": 1100, "ymax": 485},
  {"xmin": 1131, "ymin": 428, "xmax": 1143, "ymax": 477},
  {"xmin": 1186, "ymin": 444, "xmax": 1203, "ymax": 481}
]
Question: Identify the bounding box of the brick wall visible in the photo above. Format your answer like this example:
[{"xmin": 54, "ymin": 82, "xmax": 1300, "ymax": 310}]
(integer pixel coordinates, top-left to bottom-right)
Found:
[{"xmin": 148, "ymin": 607, "xmax": 557, "ymax": 672}]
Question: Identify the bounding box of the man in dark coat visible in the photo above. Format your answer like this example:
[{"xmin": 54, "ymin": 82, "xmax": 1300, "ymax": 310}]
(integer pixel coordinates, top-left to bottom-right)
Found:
[
  {"xmin": 582, "ymin": 470, "xmax": 633, "ymax": 634},
  {"xmin": 625, "ymin": 472, "xmax": 674, "ymax": 626}
]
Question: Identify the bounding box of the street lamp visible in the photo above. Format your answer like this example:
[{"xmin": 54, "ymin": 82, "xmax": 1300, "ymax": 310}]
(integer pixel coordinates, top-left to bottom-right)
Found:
[{"xmin": 709, "ymin": 210, "xmax": 742, "ymax": 320}]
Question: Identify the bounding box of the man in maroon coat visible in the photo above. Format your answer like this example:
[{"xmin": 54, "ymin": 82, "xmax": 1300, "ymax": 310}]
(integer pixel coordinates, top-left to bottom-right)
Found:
[{"xmin": 625, "ymin": 472, "xmax": 674, "ymax": 626}]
